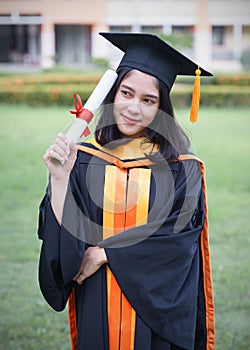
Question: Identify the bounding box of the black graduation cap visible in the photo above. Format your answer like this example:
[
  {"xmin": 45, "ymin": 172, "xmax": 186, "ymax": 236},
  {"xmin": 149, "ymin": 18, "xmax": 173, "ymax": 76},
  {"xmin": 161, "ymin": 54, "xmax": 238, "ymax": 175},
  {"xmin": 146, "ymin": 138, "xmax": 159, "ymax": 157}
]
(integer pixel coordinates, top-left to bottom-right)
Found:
[
  {"xmin": 99, "ymin": 32, "xmax": 212, "ymax": 90},
  {"xmin": 99, "ymin": 32, "xmax": 213, "ymax": 121}
]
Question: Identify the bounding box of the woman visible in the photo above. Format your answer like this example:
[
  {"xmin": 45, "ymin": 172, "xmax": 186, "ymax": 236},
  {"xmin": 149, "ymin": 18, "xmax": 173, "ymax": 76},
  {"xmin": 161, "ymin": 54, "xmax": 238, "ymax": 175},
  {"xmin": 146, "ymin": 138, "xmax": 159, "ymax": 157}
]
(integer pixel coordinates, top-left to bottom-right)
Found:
[{"xmin": 37, "ymin": 33, "xmax": 215, "ymax": 350}]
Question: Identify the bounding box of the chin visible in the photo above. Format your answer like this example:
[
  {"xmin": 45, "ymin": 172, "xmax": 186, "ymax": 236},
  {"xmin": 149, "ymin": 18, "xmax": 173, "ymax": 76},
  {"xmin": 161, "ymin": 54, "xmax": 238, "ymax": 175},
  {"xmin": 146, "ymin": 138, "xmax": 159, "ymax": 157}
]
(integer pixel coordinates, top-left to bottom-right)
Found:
[{"xmin": 118, "ymin": 126, "xmax": 144, "ymax": 138}]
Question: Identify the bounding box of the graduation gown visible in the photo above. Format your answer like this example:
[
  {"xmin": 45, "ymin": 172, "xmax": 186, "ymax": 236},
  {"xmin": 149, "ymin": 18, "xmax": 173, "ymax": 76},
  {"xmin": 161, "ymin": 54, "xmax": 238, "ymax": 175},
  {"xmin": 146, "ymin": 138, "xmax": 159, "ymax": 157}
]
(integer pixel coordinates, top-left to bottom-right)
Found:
[{"xmin": 37, "ymin": 138, "xmax": 215, "ymax": 350}]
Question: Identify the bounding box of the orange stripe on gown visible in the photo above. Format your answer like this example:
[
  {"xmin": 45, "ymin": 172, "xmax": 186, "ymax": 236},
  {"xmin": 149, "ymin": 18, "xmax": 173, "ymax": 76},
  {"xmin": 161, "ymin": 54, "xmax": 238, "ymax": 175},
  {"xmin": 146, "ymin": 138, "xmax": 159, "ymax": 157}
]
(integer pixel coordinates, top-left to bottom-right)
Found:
[
  {"xmin": 68, "ymin": 288, "xmax": 78, "ymax": 350},
  {"xmin": 178, "ymin": 154, "xmax": 215, "ymax": 349},
  {"xmin": 103, "ymin": 166, "xmax": 151, "ymax": 350},
  {"xmin": 67, "ymin": 153, "xmax": 214, "ymax": 350}
]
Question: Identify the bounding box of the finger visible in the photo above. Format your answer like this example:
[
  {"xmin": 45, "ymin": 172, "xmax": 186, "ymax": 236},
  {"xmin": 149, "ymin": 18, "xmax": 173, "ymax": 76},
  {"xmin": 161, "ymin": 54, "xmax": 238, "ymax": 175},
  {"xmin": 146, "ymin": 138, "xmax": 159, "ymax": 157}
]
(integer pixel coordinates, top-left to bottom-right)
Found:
[
  {"xmin": 74, "ymin": 274, "xmax": 85, "ymax": 285},
  {"xmin": 73, "ymin": 271, "xmax": 81, "ymax": 280},
  {"xmin": 43, "ymin": 148, "xmax": 58, "ymax": 165},
  {"xmin": 54, "ymin": 135, "xmax": 71, "ymax": 154},
  {"xmin": 43, "ymin": 147, "xmax": 64, "ymax": 166},
  {"xmin": 55, "ymin": 134, "xmax": 70, "ymax": 152},
  {"xmin": 43, "ymin": 148, "xmax": 50, "ymax": 162},
  {"xmin": 48, "ymin": 148, "xmax": 66, "ymax": 164},
  {"xmin": 53, "ymin": 132, "xmax": 67, "ymax": 144},
  {"xmin": 50, "ymin": 143, "xmax": 68, "ymax": 160},
  {"xmin": 57, "ymin": 133, "xmax": 69, "ymax": 145}
]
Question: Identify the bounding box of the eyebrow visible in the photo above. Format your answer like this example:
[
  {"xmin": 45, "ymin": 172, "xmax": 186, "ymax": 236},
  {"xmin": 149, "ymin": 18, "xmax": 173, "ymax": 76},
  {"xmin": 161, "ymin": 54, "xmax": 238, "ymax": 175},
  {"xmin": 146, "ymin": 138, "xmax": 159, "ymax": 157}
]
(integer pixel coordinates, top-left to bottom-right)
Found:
[{"xmin": 120, "ymin": 84, "xmax": 159, "ymax": 100}]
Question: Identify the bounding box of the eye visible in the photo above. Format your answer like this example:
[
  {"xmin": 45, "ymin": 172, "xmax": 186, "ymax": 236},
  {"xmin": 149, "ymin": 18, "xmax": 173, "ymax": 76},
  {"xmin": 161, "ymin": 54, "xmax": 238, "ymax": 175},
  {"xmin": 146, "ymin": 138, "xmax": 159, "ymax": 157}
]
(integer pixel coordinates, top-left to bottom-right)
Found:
[
  {"xmin": 120, "ymin": 89, "xmax": 131, "ymax": 97},
  {"xmin": 143, "ymin": 98, "xmax": 157, "ymax": 105}
]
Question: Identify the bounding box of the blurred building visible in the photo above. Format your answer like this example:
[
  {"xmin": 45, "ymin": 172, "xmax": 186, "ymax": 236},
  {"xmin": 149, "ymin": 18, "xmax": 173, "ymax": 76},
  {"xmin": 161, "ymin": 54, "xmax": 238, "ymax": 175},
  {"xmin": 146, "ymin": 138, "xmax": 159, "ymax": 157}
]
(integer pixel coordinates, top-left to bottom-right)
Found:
[{"xmin": 0, "ymin": 0, "xmax": 249, "ymax": 71}]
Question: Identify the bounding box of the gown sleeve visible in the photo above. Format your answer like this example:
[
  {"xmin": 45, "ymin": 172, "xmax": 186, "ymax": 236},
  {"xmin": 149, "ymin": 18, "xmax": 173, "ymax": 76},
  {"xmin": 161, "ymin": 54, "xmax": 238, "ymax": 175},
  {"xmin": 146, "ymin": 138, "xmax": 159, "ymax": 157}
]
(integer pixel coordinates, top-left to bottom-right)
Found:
[
  {"xmin": 37, "ymin": 148, "xmax": 105, "ymax": 312},
  {"xmin": 38, "ymin": 193, "xmax": 72, "ymax": 311},
  {"xmin": 102, "ymin": 159, "xmax": 206, "ymax": 349},
  {"xmin": 37, "ymin": 161, "xmax": 86, "ymax": 312}
]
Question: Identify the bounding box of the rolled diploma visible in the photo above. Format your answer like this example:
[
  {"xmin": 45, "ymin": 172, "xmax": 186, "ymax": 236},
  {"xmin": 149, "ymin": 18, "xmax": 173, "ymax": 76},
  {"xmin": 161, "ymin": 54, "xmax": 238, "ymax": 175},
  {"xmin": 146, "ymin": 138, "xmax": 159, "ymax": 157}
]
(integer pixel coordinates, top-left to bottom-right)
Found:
[{"xmin": 66, "ymin": 69, "xmax": 118, "ymax": 143}]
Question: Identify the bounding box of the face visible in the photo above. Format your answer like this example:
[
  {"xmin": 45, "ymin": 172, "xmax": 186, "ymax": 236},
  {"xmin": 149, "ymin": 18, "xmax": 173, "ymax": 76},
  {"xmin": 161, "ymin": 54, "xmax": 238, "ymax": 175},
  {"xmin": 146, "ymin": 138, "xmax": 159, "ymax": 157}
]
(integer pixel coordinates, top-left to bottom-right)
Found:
[{"xmin": 113, "ymin": 69, "xmax": 160, "ymax": 137}]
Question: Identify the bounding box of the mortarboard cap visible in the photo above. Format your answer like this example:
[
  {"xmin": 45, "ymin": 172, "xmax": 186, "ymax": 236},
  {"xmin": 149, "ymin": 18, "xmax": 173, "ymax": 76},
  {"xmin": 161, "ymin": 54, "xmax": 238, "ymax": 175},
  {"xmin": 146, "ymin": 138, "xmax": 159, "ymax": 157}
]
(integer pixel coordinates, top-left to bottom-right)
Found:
[{"xmin": 99, "ymin": 32, "xmax": 213, "ymax": 122}]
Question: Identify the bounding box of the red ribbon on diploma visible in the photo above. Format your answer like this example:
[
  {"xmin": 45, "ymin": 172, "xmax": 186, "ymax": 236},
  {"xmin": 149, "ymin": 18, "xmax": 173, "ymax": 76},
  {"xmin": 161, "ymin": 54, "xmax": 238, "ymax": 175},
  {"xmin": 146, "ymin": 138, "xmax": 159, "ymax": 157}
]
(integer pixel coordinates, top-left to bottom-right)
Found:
[{"xmin": 70, "ymin": 94, "xmax": 94, "ymax": 137}]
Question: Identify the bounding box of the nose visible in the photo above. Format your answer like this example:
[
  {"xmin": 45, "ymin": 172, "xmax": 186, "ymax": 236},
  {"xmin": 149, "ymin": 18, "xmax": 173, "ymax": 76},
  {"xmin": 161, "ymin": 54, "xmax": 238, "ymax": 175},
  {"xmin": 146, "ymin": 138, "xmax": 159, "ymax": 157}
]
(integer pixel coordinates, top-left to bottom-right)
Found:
[{"xmin": 127, "ymin": 101, "xmax": 140, "ymax": 115}]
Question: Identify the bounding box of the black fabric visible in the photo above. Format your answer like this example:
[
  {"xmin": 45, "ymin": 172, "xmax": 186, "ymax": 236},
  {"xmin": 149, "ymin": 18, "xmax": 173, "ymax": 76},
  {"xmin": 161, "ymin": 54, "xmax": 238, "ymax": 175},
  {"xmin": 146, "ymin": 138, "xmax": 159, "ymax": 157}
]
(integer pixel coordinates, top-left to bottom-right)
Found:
[
  {"xmin": 38, "ymin": 195, "xmax": 72, "ymax": 312},
  {"xmin": 37, "ymin": 142, "xmax": 207, "ymax": 349},
  {"xmin": 99, "ymin": 32, "xmax": 212, "ymax": 90}
]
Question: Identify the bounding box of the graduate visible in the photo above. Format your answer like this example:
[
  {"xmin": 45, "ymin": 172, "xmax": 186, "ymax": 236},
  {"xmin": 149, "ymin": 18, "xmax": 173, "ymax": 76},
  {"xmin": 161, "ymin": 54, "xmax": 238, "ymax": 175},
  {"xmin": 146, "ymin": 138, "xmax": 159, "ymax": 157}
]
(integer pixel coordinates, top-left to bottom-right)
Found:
[{"xmin": 37, "ymin": 32, "xmax": 215, "ymax": 350}]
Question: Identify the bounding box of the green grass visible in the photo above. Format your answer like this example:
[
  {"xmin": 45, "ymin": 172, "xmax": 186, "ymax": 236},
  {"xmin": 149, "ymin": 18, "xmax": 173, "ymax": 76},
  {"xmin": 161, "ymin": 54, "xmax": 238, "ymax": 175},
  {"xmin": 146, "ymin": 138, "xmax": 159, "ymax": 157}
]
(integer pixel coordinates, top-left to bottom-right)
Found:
[
  {"xmin": 0, "ymin": 105, "xmax": 71, "ymax": 350},
  {"xmin": 0, "ymin": 104, "xmax": 249, "ymax": 349}
]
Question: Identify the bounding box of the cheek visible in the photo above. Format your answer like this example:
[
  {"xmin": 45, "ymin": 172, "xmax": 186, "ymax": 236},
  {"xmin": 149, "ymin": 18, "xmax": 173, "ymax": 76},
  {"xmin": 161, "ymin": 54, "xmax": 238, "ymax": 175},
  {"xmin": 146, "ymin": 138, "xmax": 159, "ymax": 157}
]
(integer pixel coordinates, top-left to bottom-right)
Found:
[
  {"xmin": 113, "ymin": 94, "xmax": 128, "ymax": 120},
  {"xmin": 113, "ymin": 105, "xmax": 119, "ymax": 124},
  {"xmin": 114, "ymin": 90, "xmax": 125, "ymax": 105},
  {"xmin": 113, "ymin": 93, "xmax": 119, "ymax": 120},
  {"xmin": 142, "ymin": 106, "xmax": 159, "ymax": 125}
]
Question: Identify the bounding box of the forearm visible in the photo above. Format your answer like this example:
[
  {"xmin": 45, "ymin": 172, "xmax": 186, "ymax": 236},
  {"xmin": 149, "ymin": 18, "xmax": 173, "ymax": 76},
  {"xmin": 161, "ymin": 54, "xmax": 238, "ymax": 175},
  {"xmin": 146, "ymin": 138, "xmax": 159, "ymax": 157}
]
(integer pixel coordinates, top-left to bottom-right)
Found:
[{"xmin": 50, "ymin": 175, "xmax": 70, "ymax": 225}]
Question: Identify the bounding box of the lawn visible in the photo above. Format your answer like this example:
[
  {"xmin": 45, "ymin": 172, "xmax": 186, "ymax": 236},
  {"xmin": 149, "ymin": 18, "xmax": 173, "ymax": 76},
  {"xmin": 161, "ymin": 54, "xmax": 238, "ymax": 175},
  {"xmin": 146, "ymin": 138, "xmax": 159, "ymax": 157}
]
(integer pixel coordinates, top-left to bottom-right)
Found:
[{"xmin": 0, "ymin": 104, "xmax": 249, "ymax": 349}]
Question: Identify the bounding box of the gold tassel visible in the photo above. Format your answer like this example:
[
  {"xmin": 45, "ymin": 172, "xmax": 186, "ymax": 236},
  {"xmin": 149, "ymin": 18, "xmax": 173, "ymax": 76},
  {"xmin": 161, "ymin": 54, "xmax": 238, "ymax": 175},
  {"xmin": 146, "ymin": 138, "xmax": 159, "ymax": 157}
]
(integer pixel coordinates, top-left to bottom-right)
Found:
[{"xmin": 190, "ymin": 66, "xmax": 201, "ymax": 122}]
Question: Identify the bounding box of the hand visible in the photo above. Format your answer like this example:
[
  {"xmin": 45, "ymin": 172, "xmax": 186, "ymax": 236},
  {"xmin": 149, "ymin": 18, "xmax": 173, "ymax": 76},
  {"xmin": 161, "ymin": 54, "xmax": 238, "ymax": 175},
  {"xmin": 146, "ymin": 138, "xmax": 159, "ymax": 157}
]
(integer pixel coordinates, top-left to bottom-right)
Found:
[
  {"xmin": 43, "ymin": 133, "xmax": 77, "ymax": 180},
  {"xmin": 73, "ymin": 247, "xmax": 108, "ymax": 285}
]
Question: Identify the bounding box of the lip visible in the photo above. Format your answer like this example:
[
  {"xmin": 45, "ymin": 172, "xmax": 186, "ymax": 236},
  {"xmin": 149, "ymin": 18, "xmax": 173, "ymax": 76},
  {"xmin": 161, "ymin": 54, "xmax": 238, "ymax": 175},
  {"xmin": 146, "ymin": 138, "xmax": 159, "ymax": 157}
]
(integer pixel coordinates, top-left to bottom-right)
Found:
[{"xmin": 122, "ymin": 114, "xmax": 140, "ymax": 125}]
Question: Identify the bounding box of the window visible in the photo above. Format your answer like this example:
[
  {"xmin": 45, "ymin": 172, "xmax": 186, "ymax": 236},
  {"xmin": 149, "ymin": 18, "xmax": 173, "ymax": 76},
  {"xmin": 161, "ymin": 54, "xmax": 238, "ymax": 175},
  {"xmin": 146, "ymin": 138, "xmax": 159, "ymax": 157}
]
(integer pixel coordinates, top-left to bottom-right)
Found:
[
  {"xmin": 212, "ymin": 26, "xmax": 224, "ymax": 45},
  {"xmin": 110, "ymin": 25, "xmax": 132, "ymax": 32},
  {"xmin": 172, "ymin": 25, "xmax": 192, "ymax": 35},
  {"xmin": 141, "ymin": 25, "xmax": 163, "ymax": 34}
]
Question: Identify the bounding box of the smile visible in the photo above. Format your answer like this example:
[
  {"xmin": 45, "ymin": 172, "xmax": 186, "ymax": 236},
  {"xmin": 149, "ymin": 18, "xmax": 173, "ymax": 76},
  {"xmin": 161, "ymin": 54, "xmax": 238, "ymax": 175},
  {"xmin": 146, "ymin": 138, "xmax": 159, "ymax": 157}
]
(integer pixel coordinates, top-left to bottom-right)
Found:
[{"xmin": 122, "ymin": 115, "xmax": 141, "ymax": 125}]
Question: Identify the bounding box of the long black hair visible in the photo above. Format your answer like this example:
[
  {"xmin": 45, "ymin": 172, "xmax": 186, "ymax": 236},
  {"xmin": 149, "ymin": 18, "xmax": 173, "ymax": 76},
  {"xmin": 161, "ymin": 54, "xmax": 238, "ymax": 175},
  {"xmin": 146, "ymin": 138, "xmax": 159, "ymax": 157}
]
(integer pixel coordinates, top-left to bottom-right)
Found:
[{"xmin": 95, "ymin": 67, "xmax": 191, "ymax": 161}]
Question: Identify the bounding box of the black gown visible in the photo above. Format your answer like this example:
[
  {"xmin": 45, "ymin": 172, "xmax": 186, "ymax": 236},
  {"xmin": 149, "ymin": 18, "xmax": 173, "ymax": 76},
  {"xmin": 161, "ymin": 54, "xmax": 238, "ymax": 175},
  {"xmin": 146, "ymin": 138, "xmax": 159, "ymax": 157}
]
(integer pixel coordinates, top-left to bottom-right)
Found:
[{"xmin": 37, "ymin": 139, "xmax": 215, "ymax": 350}]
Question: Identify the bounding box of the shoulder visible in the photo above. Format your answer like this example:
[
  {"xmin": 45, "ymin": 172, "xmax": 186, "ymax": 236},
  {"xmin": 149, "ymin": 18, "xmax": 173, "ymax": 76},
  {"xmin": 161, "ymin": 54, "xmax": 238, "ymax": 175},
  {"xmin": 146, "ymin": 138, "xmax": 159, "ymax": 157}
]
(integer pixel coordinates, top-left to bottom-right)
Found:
[
  {"xmin": 78, "ymin": 137, "xmax": 100, "ymax": 151},
  {"xmin": 178, "ymin": 153, "xmax": 203, "ymax": 164},
  {"xmin": 165, "ymin": 154, "xmax": 203, "ymax": 185},
  {"xmin": 75, "ymin": 138, "xmax": 100, "ymax": 162}
]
